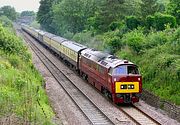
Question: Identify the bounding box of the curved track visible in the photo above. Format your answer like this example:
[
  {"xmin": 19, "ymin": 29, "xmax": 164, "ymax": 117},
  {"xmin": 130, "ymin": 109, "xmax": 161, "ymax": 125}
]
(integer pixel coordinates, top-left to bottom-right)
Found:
[
  {"xmin": 18, "ymin": 27, "xmax": 162, "ymax": 125},
  {"xmin": 20, "ymin": 30, "xmax": 115, "ymax": 125}
]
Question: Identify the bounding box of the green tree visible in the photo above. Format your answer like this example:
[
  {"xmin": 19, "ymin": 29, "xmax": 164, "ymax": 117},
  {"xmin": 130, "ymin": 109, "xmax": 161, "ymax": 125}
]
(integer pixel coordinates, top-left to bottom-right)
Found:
[
  {"xmin": 140, "ymin": 0, "xmax": 159, "ymax": 18},
  {"xmin": 0, "ymin": 6, "xmax": 17, "ymax": 21},
  {"xmin": 21, "ymin": 11, "xmax": 35, "ymax": 17},
  {"xmin": 53, "ymin": 0, "xmax": 97, "ymax": 35},
  {"xmin": 89, "ymin": 0, "xmax": 141, "ymax": 33},
  {"xmin": 37, "ymin": 0, "xmax": 55, "ymax": 32},
  {"xmin": 167, "ymin": 0, "xmax": 180, "ymax": 24},
  {"xmin": 126, "ymin": 16, "xmax": 141, "ymax": 30},
  {"xmin": 91, "ymin": 0, "xmax": 124, "ymax": 32},
  {"xmin": 154, "ymin": 13, "xmax": 176, "ymax": 30},
  {"xmin": 0, "ymin": 15, "xmax": 12, "ymax": 27}
]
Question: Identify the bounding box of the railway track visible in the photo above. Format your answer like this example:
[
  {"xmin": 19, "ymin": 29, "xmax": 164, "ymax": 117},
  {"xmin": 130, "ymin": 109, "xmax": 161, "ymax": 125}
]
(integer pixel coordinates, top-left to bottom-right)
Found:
[
  {"xmin": 120, "ymin": 105, "xmax": 161, "ymax": 125},
  {"xmin": 18, "ymin": 27, "xmax": 162, "ymax": 125},
  {"xmin": 20, "ymin": 30, "xmax": 115, "ymax": 125}
]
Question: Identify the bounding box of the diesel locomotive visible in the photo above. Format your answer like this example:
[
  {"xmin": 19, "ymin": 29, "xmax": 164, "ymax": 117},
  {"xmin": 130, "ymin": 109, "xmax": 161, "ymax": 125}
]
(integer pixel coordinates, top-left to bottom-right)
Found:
[{"xmin": 21, "ymin": 24, "xmax": 142, "ymax": 104}]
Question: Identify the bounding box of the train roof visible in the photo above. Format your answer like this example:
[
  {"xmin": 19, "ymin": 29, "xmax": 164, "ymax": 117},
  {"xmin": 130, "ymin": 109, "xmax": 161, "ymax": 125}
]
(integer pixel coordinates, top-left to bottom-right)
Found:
[
  {"xmin": 51, "ymin": 36, "xmax": 67, "ymax": 44},
  {"xmin": 62, "ymin": 40, "xmax": 87, "ymax": 52},
  {"xmin": 38, "ymin": 30, "xmax": 46, "ymax": 35},
  {"xmin": 81, "ymin": 49, "xmax": 134, "ymax": 69},
  {"xmin": 44, "ymin": 32, "xmax": 56, "ymax": 38}
]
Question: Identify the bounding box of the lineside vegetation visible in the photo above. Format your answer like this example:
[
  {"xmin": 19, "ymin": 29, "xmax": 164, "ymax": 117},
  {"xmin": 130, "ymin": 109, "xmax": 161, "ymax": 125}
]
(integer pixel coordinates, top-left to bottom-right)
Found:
[
  {"xmin": 37, "ymin": 0, "xmax": 180, "ymax": 105},
  {"xmin": 0, "ymin": 18, "xmax": 54, "ymax": 124}
]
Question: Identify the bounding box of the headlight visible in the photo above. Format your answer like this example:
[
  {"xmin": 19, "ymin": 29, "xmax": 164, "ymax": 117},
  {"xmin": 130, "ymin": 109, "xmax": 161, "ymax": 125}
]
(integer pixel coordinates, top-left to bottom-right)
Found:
[
  {"xmin": 128, "ymin": 84, "xmax": 134, "ymax": 89},
  {"xmin": 121, "ymin": 85, "xmax": 127, "ymax": 89}
]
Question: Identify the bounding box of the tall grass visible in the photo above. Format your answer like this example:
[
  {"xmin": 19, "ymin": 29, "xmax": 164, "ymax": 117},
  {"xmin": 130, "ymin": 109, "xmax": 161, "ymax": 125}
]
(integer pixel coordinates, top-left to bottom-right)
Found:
[{"xmin": 0, "ymin": 22, "xmax": 55, "ymax": 124}]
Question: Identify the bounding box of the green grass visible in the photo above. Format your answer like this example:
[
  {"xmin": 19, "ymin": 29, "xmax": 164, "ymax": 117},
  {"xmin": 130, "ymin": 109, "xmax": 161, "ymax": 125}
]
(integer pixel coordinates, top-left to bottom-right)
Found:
[{"xmin": 0, "ymin": 22, "xmax": 55, "ymax": 124}]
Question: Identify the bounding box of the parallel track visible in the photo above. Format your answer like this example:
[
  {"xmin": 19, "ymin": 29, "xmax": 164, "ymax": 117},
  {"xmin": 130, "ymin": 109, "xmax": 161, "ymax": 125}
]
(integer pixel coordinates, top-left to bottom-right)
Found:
[
  {"xmin": 18, "ymin": 27, "xmax": 162, "ymax": 125},
  {"xmin": 20, "ymin": 30, "xmax": 115, "ymax": 125}
]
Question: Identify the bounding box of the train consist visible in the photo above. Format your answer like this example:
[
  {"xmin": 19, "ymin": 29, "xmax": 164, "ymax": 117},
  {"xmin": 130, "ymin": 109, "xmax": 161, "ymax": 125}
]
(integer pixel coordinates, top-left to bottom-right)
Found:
[{"xmin": 21, "ymin": 24, "xmax": 142, "ymax": 104}]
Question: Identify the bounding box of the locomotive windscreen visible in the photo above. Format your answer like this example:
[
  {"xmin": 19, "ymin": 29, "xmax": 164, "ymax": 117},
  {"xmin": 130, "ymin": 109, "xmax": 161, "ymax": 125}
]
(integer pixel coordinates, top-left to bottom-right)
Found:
[{"xmin": 111, "ymin": 65, "xmax": 139, "ymax": 75}]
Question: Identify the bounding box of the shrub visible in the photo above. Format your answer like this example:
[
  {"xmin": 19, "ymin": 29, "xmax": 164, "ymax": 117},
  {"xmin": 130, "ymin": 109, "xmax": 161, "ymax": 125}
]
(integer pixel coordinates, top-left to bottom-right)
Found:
[
  {"xmin": 0, "ymin": 15, "xmax": 12, "ymax": 28},
  {"xmin": 103, "ymin": 30, "xmax": 123, "ymax": 53},
  {"xmin": 144, "ymin": 31, "xmax": 169, "ymax": 49},
  {"xmin": 0, "ymin": 24, "xmax": 30, "ymax": 61},
  {"xmin": 121, "ymin": 29, "xmax": 145, "ymax": 54},
  {"xmin": 109, "ymin": 21, "xmax": 123, "ymax": 31},
  {"xmin": 145, "ymin": 13, "xmax": 177, "ymax": 31},
  {"xmin": 146, "ymin": 15, "xmax": 155, "ymax": 29},
  {"xmin": 126, "ymin": 16, "xmax": 141, "ymax": 30},
  {"xmin": 154, "ymin": 13, "xmax": 176, "ymax": 30}
]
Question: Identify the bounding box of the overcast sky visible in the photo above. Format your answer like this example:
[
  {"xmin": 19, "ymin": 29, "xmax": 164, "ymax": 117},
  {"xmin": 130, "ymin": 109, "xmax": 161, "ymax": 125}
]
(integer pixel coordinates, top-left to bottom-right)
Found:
[{"xmin": 0, "ymin": 0, "xmax": 40, "ymax": 12}]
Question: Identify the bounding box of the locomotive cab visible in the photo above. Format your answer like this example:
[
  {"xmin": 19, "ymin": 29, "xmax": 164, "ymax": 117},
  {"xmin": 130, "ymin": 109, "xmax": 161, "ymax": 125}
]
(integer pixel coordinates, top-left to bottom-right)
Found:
[{"xmin": 109, "ymin": 64, "xmax": 142, "ymax": 104}]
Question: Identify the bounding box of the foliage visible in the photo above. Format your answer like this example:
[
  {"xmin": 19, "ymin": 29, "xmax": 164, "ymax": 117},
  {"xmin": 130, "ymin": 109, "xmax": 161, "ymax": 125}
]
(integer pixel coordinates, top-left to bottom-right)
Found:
[
  {"xmin": 20, "ymin": 11, "xmax": 35, "ymax": 17},
  {"xmin": 121, "ymin": 29, "xmax": 145, "ymax": 54},
  {"xmin": 116, "ymin": 27, "xmax": 180, "ymax": 105},
  {"xmin": 72, "ymin": 31, "xmax": 105, "ymax": 50},
  {"xmin": 126, "ymin": 16, "xmax": 142, "ymax": 30},
  {"xmin": 0, "ymin": 16, "xmax": 13, "ymax": 28},
  {"xmin": 0, "ymin": 23, "xmax": 55, "ymax": 123},
  {"xmin": 0, "ymin": 24, "xmax": 30, "ymax": 61},
  {"xmin": 166, "ymin": 0, "xmax": 180, "ymax": 24},
  {"xmin": 145, "ymin": 15, "xmax": 156, "ymax": 29},
  {"xmin": 30, "ymin": 21, "xmax": 40, "ymax": 29},
  {"xmin": 36, "ymin": 0, "xmax": 180, "ymax": 105},
  {"xmin": 0, "ymin": 51, "xmax": 55, "ymax": 124},
  {"xmin": 52, "ymin": 0, "xmax": 98, "ymax": 35},
  {"xmin": 140, "ymin": 0, "xmax": 159, "ymax": 18},
  {"xmin": 145, "ymin": 13, "xmax": 176, "ymax": 30},
  {"xmin": 102, "ymin": 30, "xmax": 123, "ymax": 54},
  {"xmin": 109, "ymin": 21, "xmax": 123, "ymax": 31},
  {"xmin": 37, "ymin": 0, "xmax": 55, "ymax": 33},
  {"xmin": 154, "ymin": 13, "xmax": 176, "ymax": 30},
  {"xmin": 0, "ymin": 6, "xmax": 17, "ymax": 21}
]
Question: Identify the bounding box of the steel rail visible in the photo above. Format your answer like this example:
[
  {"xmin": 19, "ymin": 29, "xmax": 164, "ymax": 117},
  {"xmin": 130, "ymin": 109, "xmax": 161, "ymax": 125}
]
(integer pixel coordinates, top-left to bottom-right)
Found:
[{"xmin": 20, "ymin": 29, "xmax": 115, "ymax": 125}]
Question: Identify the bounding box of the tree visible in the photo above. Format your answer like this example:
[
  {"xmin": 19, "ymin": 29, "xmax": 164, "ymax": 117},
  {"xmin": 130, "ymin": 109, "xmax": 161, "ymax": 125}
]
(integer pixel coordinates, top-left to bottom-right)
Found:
[
  {"xmin": 126, "ymin": 16, "xmax": 141, "ymax": 30},
  {"xmin": 0, "ymin": 6, "xmax": 17, "ymax": 21},
  {"xmin": 52, "ymin": 0, "xmax": 97, "ymax": 35},
  {"xmin": 37, "ymin": 0, "xmax": 55, "ymax": 32},
  {"xmin": 145, "ymin": 13, "xmax": 176, "ymax": 31},
  {"xmin": 140, "ymin": 0, "xmax": 159, "ymax": 18},
  {"xmin": 167, "ymin": 0, "xmax": 180, "ymax": 24},
  {"xmin": 0, "ymin": 15, "xmax": 12, "ymax": 27},
  {"xmin": 21, "ymin": 11, "xmax": 35, "ymax": 17},
  {"xmin": 89, "ymin": 0, "xmax": 141, "ymax": 33},
  {"xmin": 91, "ymin": 0, "xmax": 126, "ymax": 32}
]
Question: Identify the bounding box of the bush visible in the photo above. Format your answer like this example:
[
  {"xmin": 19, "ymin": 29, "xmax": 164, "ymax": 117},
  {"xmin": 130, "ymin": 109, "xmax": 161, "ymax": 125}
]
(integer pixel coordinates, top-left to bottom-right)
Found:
[
  {"xmin": 144, "ymin": 31, "xmax": 169, "ymax": 49},
  {"xmin": 103, "ymin": 30, "xmax": 123, "ymax": 53},
  {"xmin": 126, "ymin": 16, "xmax": 141, "ymax": 30},
  {"xmin": 0, "ymin": 24, "xmax": 30, "ymax": 61},
  {"xmin": 0, "ymin": 16, "xmax": 12, "ymax": 28},
  {"xmin": 109, "ymin": 21, "xmax": 123, "ymax": 31},
  {"xmin": 146, "ymin": 15, "xmax": 155, "ymax": 29},
  {"xmin": 146, "ymin": 13, "xmax": 177, "ymax": 31},
  {"xmin": 154, "ymin": 13, "xmax": 176, "ymax": 30},
  {"xmin": 0, "ymin": 23, "xmax": 55, "ymax": 123},
  {"xmin": 121, "ymin": 29, "xmax": 145, "ymax": 54}
]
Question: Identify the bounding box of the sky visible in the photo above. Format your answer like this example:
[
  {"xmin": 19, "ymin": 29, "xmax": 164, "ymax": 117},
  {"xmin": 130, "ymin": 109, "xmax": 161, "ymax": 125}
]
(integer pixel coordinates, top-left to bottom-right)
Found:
[{"xmin": 0, "ymin": 0, "xmax": 40, "ymax": 12}]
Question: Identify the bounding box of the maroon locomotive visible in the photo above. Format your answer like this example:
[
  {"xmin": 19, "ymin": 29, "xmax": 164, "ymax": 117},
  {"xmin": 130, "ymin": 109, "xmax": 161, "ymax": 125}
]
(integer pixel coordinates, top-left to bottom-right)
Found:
[{"xmin": 79, "ymin": 49, "xmax": 142, "ymax": 104}]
